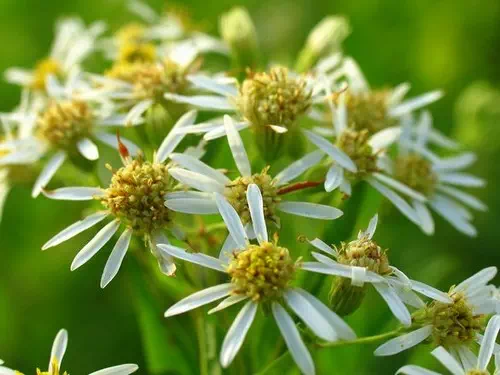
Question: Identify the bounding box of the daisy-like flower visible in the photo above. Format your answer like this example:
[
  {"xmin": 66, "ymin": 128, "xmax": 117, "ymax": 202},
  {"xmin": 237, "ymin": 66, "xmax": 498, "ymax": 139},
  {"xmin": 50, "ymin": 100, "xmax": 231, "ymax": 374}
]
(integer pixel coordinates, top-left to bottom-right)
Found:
[
  {"xmin": 304, "ymin": 214, "xmax": 452, "ymax": 324},
  {"xmin": 4, "ymin": 18, "xmax": 105, "ymax": 93},
  {"xmin": 165, "ymin": 115, "xmax": 343, "ymax": 249},
  {"xmin": 375, "ymin": 266, "xmax": 498, "ymax": 357},
  {"xmin": 159, "ymin": 184, "xmax": 356, "ymax": 375},
  {"xmin": 303, "ymin": 93, "xmax": 427, "ymax": 226},
  {"xmin": 40, "ymin": 111, "xmax": 197, "ymax": 287},
  {"xmin": 390, "ymin": 111, "xmax": 486, "ymax": 236},
  {"xmin": 397, "ymin": 315, "xmax": 500, "ymax": 375},
  {"xmin": 0, "ymin": 328, "xmax": 138, "ymax": 375}
]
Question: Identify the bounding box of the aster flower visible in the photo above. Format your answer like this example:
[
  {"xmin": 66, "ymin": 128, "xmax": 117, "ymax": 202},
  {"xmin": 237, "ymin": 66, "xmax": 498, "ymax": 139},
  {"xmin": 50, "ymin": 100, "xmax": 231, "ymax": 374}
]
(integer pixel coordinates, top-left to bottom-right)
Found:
[
  {"xmin": 375, "ymin": 267, "xmax": 498, "ymax": 356},
  {"xmin": 40, "ymin": 111, "xmax": 197, "ymax": 287},
  {"xmin": 390, "ymin": 111, "xmax": 486, "ymax": 236},
  {"xmin": 0, "ymin": 329, "xmax": 138, "ymax": 375},
  {"xmin": 397, "ymin": 315, "xmax": 500, "ymax": 375},
  {"xmin": 304, "ymin": 214, "xmax": 452, "ymax": 324},
  {"xmin": 303, "ymin": 94, "xmax": 427, "ymax": 226},
  {"xmin": 165, "ymin": 115, "xmax": 343, "ymax": 245},
  {"xmin": 159, "ymin": 183, "xmax": 356, "ymax": 375},
  {"xmin": 4, "ymin": 18, "xmax": 105, "ymax": 93}
]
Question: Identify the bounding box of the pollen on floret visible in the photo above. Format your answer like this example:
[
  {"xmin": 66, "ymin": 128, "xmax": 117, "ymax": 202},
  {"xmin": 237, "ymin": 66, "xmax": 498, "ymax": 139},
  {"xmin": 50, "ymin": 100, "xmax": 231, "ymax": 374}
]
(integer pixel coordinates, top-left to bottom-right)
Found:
[
  {"xmin": 236, "ymin": 67, "xmax": 312, "ymax": 130},
  {"xmin": 98, "ymin": 156, "xmax": 175, "ymax": 234},
  {"xmin": 223, "ymin": 168, "xmax": 281, "ymax": 225},
  {"xmin": 34, "ymin": 359, "xmax": 68, "ymax": 375},
  {"xmin": 336, "ymin": 129, "xmax": 379, "ymax": 179},
  {"xmin": 394, "ymin": 154, "xmax": 438, "ymax": 197},
  {"xmin": 31, "ymin": 58, "xmax": 63, "ymax": 91},
  {"xmin": 37, "ymin": 100, "xmax": 94, "ymax": 150},
  {"xmin": 227, "ymin": 241, "xmax": 297, "ymax": 303},
  {"xmin": 336, "ymin": 236, "xmax": 391, "ymax": 275}
]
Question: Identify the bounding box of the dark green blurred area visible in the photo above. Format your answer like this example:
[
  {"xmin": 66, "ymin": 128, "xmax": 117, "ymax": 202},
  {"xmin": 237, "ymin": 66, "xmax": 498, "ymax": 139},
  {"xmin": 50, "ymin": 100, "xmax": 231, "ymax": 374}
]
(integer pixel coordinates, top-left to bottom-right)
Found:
[{"xmin": 1, "ymin": 0, "xmax": 500, "ymax": 374}]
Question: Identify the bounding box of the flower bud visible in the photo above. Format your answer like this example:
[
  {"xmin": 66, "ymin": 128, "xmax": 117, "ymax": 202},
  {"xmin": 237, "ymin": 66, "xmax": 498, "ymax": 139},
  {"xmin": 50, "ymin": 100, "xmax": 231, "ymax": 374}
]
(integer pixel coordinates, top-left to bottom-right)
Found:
[{"xmin": 329, "ymin": 276, "xmax": 367, "ymax": 316}]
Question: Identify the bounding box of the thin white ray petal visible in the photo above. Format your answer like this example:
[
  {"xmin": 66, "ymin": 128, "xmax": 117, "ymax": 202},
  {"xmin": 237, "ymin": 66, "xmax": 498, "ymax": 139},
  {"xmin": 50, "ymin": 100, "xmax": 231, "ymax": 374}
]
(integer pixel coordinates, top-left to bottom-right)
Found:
[
  {"xmin": 77, "ymin": 138, "xmax": 99, "ymax": 161},
  {"xmin": 410, "ymin": 280, "xmax": 452, "ymax": 303},
  {"xmin": 374, "ymin": 326, "xmax": 433, "ymax": 356},
  {"xmin": 372, "ymin": 173, "xmax": 427, "ymax": 202},
  {"xmin": 389, "ymin": 91, "xmax": 443, "ymax": 117},
  {"xmin": 165, "ymin": 284, "xmax": 233, "ymax": 317},
  {"xmin": 94, "ymin": 132, "xmax": 140, "ymax": 156},
  {"xmin": 100, "ymin": 228, "xmax": 132, "ymax": 288},
  {"xmin": 32, "ymin": 151, "xmax": 66, "ymax": 197},
  {"xmin": 388, "ymin": 82, "xmax": 411, "ymax": 106},
  {"xmin": 165, "ymin": 93, "xmax": 234, "ymax": 111},
  {"xmin": 98, "ymin": 115, "xmax": 142, "ymax": 127},
  {"xmin": 436, "ymin": 185, "xmax": 487, "ymax": 212},
  {"xmin": 275, "ymin": 150, "xmax": 324, "ymax": 186},
  {"xmin": 49, "ymin": 329, "xmax": 68, "ymax": 372},
  {"xmin": 208, "ymin": 295, "xmax": 248, "ymax": 314},
  {"xmin": 219, "ymin": 233, "xmax": 237, "ymax": 263},
  {"xmin": 246, "ymin": 184, "xmax": 268, "ymax": 244},
  {"xmin": 215, "ymin": 193, "xmax": 248, "ymax": 249},
  {"xmin": 396, "ymin": 365, "xmax": 441, "ymax": 375},
  {"xmin": 43, "ymin": 212, "xmax": 109, "ymax": 250},
  {"xmin": 429, "ymin": 198, "xmax": 477, "ymax": 237},
  {"xmin": 433, "ymin": 153, "xmax": 477, "ymax": 172},
  {"xmin": 271, "ymin": 303, "xmax": 315, "ymax": 375},
  {"xmin": 455, "ymin": 346, "xmax": 477, "ymax": 372},
  {"xmin": 360, "ymin": 214, "xmax": 378, "ymax": 240},
  {"xmin": 438, "ymin": 173, "xmax": 485, "ymax": 188},
  {"xmin": 324, "ymin": 164, "xmax": 343, "ymax": 192},
  {"xmin": 224, "ymin": 115, "xmax": 251, "ymax": 177},
  {"xmin": 333, "ymin": 93, "xmax": 347, "ymax": 135},
  {"xmin": 368, "ymin": 127, "xmax": 402, "ymax": 152},
  {"xmin": 454, "ymin": 267, "xmax": 497, "ymax": 295},
  {"xmin": 339, "ymin": 179, "xmax": 352, "ymax": 196},
  {"xmin": 188, "ymin": 75, "xmax": 238, "ymax": 97},
  {"xmin": 277, "ymin": 201, "xmax": 343, "ymax": 220},
  {"xmin": 170, "ymin": 153, "xmax": 230, "ymax": 184},
  {"xmin": 203, "ymin": 122, "xmax": 250, "ymax": 141},
  {"xmin": 413, "ymin": 200, "xmax": 435, "ymax": 235},
  {"xmin": 220, "ymin": 301, "xmax": 258, "ymax": 367},
  {"xmin": 303, "ymin": 130, "xmax": 357, "ymax": 172},
  {"xmin": 431, "ymin": 347, "xmax": 466, "ymax": 375},
  {"xmin": 157, "ymin": 244, "xmax": 226, "ymax": 272},
  {"xmin": 155, "ymin": 110, "xmax": 197, "ymax": 163},
  {"xmin": 169, "ymin": 168, "xmax": 225, "ymax": 193},
  {"xmin": 88, "ymin": 364, "xmax": 139, "ymax": 375},
  {"xmin": 477, "ymin": 315, "xmax": 500, "ymax": 370},
  {"xmin": 165, "ymin": 197, "xmax": 218, "ymax": 214},
  {"xmin": 125, "ymin": 99, "xmax": 153, "ymax": 126},
  {"xmin": 42, "ymin": 187, "xmax": 105, "ymax": 201},
  {"xmin": 302, "ymin": 260, "xmax": 354, "ymax": 279},
  {"xmin": 373, "ymin": 282, "xmax": 412, "ymax": 326},
  {"xmin": 308, "ymin": 238, "xmax": 337, "ymax": 257},
  {"xmin": 428, "ymin": 129, "xmax": 459, "ymax": 150}
]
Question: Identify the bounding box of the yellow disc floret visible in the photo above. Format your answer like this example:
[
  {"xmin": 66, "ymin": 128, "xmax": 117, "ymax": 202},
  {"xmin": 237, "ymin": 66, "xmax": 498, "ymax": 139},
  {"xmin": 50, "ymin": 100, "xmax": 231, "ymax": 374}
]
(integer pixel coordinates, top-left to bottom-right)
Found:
[
  {"xmin": 336, "ymin": 129, "xmax": 378, "ymax": 179},
  {"xmin": 37, "ymin": 100, "xmax": 94, "ymax": 150},
  {"xmin": 227, "ymin": 241, "xmax": 296, "ymax": 303},
  {"xmin": 395, "ymin": 154, "xmax": 438, "ymax": 197},
  {"xmin": 99, "ymin": 158, "xmax": 175, "ymax": 234},
  {"xmin": 31, "ymin": 58, "xmax": 63, "ymax": 91},
  {"xmin": 336, "ymin": 236, "xmax": 391, "ymax": 275}
]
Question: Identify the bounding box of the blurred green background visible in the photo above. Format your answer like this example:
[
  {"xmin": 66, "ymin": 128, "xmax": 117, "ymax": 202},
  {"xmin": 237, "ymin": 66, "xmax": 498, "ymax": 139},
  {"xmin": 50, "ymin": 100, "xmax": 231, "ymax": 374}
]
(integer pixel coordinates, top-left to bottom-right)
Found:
[{"xmin": 1, "ymin": 0, "xmax": 500, "ymax": 374}]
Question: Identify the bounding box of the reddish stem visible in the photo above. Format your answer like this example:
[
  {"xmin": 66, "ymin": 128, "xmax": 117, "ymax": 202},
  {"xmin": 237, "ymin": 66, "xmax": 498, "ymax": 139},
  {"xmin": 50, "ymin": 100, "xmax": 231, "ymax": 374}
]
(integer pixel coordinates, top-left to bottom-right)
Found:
[{"xmin": 277, "ymin": 180, "xmax": 325, "ymax": 195}]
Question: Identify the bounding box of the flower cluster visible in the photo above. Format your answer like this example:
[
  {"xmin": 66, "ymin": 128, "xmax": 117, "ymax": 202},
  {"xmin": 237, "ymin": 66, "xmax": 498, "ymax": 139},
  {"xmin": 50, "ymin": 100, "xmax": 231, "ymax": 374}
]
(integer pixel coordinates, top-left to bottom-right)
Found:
[{"xmin": 0, "ymin": 2, "xmax": 497, "ymax": 374}]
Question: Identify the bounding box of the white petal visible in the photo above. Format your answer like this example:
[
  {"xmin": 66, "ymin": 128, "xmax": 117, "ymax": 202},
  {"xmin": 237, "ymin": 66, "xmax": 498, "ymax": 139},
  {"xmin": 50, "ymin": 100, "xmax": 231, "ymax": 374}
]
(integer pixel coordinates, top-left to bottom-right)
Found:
[
  {"xmin": 165, "ymin": 93, "xmax": 234, "ymax": 111},
  {"xmin": 220, "ymin": 301, "xmax": 258, "ymax": 367},
  {"xmin": 324, "ymin": 164, "xmax": 343, "ymax": 192},
  {"xmin": 308, "ymin": 238, "xmax": 337, "ymax": 257},
  {"xmin": 208, "ymin": 295, "xmax": 248, "ymax": 314},
  {"xmin": 455, "ymin": 267, "xmax": 498, "ymax": 295},
  {"xmin": 278, "ymin": 201, "xmax": 343, "ymax": 220},
  {"xmin": 219, "ymin": 233, "xmax": 237, "ymax": 262},
  {"xmin": 389, "ymin": 91, "xmax": 443, "ymax": 117},
  {"xmin": 413, "ymin": 200, "xmax": 435, "ymax": 235},
  {"xmin": 374, "ymin": 326, "xmax": 433, "ymax": 356},
  {"xmin": 373, "ymin": 282, "xmax": 412, "ymax": 326},
  {"xmin": 275, "ymin": 150, "xmax": 325, "ymax": 186},
  {"xmin": 170, "ymin": 153, "xmax": 230, "ymax": 184},
  {"xmin": 89, "ymin": 364, "xmax": 139, "ymax": 375},
  {"xmin": 477, "ymin": 315, "xmax": 500, "ymax": 370},
  {"xmin": 431, "ymin": 347, "xmax": 466, "ymax": 375},
  {"xmin": 359, "ymin": 214, "xmax": 378, "ymax": 240},
  {"xmin": 42, "ymin": 187, "xmax": 105, "ymax": 201},
  {"xmin": 410, "ymin": 279, "xmax": 452, "ymax": 303},
  {"xmin": 271, "ymin": 303, "xmax": 315, "ymax": 375},
  {"xmin": 215, "ymin": 193, "xmax": 248, "ymax": 249},
  {"xmin": 303, "ymin": 130, "xmax": 357, "ymax": 172},
  {"xmin": 165, "ymin": 197, "xmax": 218, "ymax": 214},
  {"xmin": 158, "ymin": 244, "xmax": 226, "ymax": 273},
  {"xmin": 429, "ymin": 128, "xmax": 459, "ymax": 150},
  {"xmin": 77, "ymin": 138, "xmax": 99, "ymax": 161},
  {"xmin": 98, "ymin": 115, "xmax": 142, "ymax": 127},
  {"xmin": 334, "ymin": 94, "xmax": 347, "ymax": 135},
  {"xmin": 302, "ymin": 260, "xmax": 360, "ymax": 280},
  {"xmin": 433, "ymin": 153, "xmax": 477, "ymax": 172},
  {"xmin": 125, "ymin": 99, "xmax": 153, "ymax": 125},
  {"xmin": 94, "ymin": 132, "xmax": 140, "ymax": 156},
  {"xmin": 224, "ymin": 115, "xmax": 251, "ymax": 177},
  {"xmin": 368, "ymin": 127, "xmax": 402, "ymax": 152},
  {"xmin": 155, "ymin": 110, "xmax": 197, "ymax": 163},
  {"xmin": 366, "ymin": 178, "xmax": 420, "ymax": 225},
  {"xmin": 429, "ymin": 197, "xmax": 477, "ymax": 237},
  {"xmin": 436, "ymin": 185, "xmax": 487, "ymax": 212},
  {"xmin": 396, "ymin": 365, "xmax": 441, "ymax": 375},
  {"xmin": 43, "ymin": 212, "xmax": 109, "ymax": 250},
  {"xmin": 165, "ymin": 284, "xmax": 233, "ymax": 317},
  {"xmin": 169, "ymin": 168, "xmax": 225, "ymax": 193},
  {"xmin": 351, "ymin": 266, "xmax": 367, "ymax": 287},
  {"xmin": 49, "ymin": 329, "xmax": 68, "ymax": 371},
  {"xmin": 388, "ymin": 83, "xmax": 411, "ymax": 106},
  {"xmin": 71, "ymin": 219, "xmax": 121, "ymax": 271},
  {"xmin": 0, "ymin": 367, "xmax": 17, "ymax": 375},
  {"xmin": 188, "ymin": 75, "xmax": 238, "ymax": 97},
  {"xmin": 372, "ymin": 173, "xmax": 427, "ymax": 202},
  {"xmin": 339, "ymin": 180, "xmax": 352, "ymax": 196},
  {"xmin": 246, "ymin": 184, "xmax": 268, "ymax": 244},
  {"xmin": 284, "ymin": 289, "xmax": 339, "ymax": 341},
  {"xmin": 100, "ymin": 228, "xmax": 132, "ymax": 288},
  {"xmin": 32, "ymin": 151, "xmax": 66, "ymax": 197},
  {"xmin": 438, "ymin": 173, "xmax": 485, "ymax": 188},
  {"xmin": 203, "ymin": 122, "xmax": 250, "ymax": 141}
]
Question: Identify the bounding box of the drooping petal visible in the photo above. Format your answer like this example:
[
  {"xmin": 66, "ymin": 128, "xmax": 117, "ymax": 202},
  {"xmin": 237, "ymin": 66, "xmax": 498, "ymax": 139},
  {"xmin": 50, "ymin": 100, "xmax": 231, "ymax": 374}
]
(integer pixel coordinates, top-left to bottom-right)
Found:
[
  {"xmin": 372, "ymin": 282, "xmax": 412, "ymax": 326},
  {"xmin": 165, "ymin": 284, "xmax": 233, "ymax": 317},
  {"xmin": 277, "ymin": 202, "xmax": 343, "ymax": 220},
  {"xmin": 32, "ymin": 151, "xmax": 67, "ymax": 198},
  {"xmin": 374, "ymin": 326, "xmax": 433, "ymax": 356},
  {"xmin": 246, "ymin": 184, "xmax": 268, "ymax": 244},
  {"xmin": 100, "ymin": 228, "xmax": 132, "ymax": 288},
  {"xmin": 215, "ymin": 193, "xmax": 248, "ymax": 250},
  {"xmin": 224, "ymin": 115, "xmax": 251, "ymax": 177}
]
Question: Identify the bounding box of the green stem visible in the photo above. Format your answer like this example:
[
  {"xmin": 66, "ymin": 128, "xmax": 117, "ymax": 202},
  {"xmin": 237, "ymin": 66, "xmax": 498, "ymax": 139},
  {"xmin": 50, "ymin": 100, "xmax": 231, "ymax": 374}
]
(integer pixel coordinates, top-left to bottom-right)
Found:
[{"xmin": 195, "ymin": 311, "xmax": 209, "ymax": 375}]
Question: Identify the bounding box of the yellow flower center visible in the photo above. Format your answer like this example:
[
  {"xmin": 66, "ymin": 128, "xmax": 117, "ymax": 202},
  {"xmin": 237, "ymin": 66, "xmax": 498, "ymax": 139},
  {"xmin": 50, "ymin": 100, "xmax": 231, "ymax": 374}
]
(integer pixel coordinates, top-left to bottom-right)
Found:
[
  {"xmin": 37, "ymin": 100, "xmax": 94, "ymax": 150},
  {"xmin": 118, "ymin": 42, "xmax": 157, "ymax": 64},
  {"xmin": 336, "ymin": 237, "xmax": 391, "ymax": 275},
  {"xmin": 236, "ymin": 67, "xmax": 312, "ymax": 130},
  {"xmin": 116, "ymin": 23, "xmax": 146, "ymax": 44},
  {"xmin": 99, "ymin": 158, "xmax": 175, "ymax": 234},
  {"xmin": 336, "ymin": 129, "xmax": 378, "ymax": 179},
  {"xmin": 31, "ymin": 58, "xmax": 63, "ymax": 91},
  {"xmin": 223, "ymin": 168, "xmax": 281, "ymax": 226},
  {"xmin": 227, "ymin": 241, "xmax": 296, "ymax": 303},
  {"xmin": 395, "ymin": 154, "xmax": 438, "ymax": 197}
]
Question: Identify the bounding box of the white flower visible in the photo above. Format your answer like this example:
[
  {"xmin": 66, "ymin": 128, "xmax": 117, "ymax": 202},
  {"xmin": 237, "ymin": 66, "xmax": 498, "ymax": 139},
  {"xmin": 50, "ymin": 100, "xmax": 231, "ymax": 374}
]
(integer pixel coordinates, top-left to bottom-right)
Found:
[
  {"xmin": 304, "ymin": 214, "xmax": 452, "ymax": 326},
  {"xmin": 40, "ymin": 111, "xmax": 197, "ymax": 287},
  {"xmin": 389, "ymin": 111, "xmax": 486, "ymax": 236},
  {"xmin": 0, "ymin": 329, "xmax": 138, "ymax": 375},
  {"xmin": 375, "ymin": 267, "xmax": 498, "ymax": 357},
  {"xmin": 165, "ymin": 115, "xmax": 343, "ymax": 247},
  {"xmin": 159, "ymin": 184, "xmax": 356, "ymax": 375},
  {"xmin": 397, "ymin": 315, "xmax": 500, "ymax": 375},
  {"xmin": 4, "ymin": 18, "xmax": 105, "ymax": 92}
]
